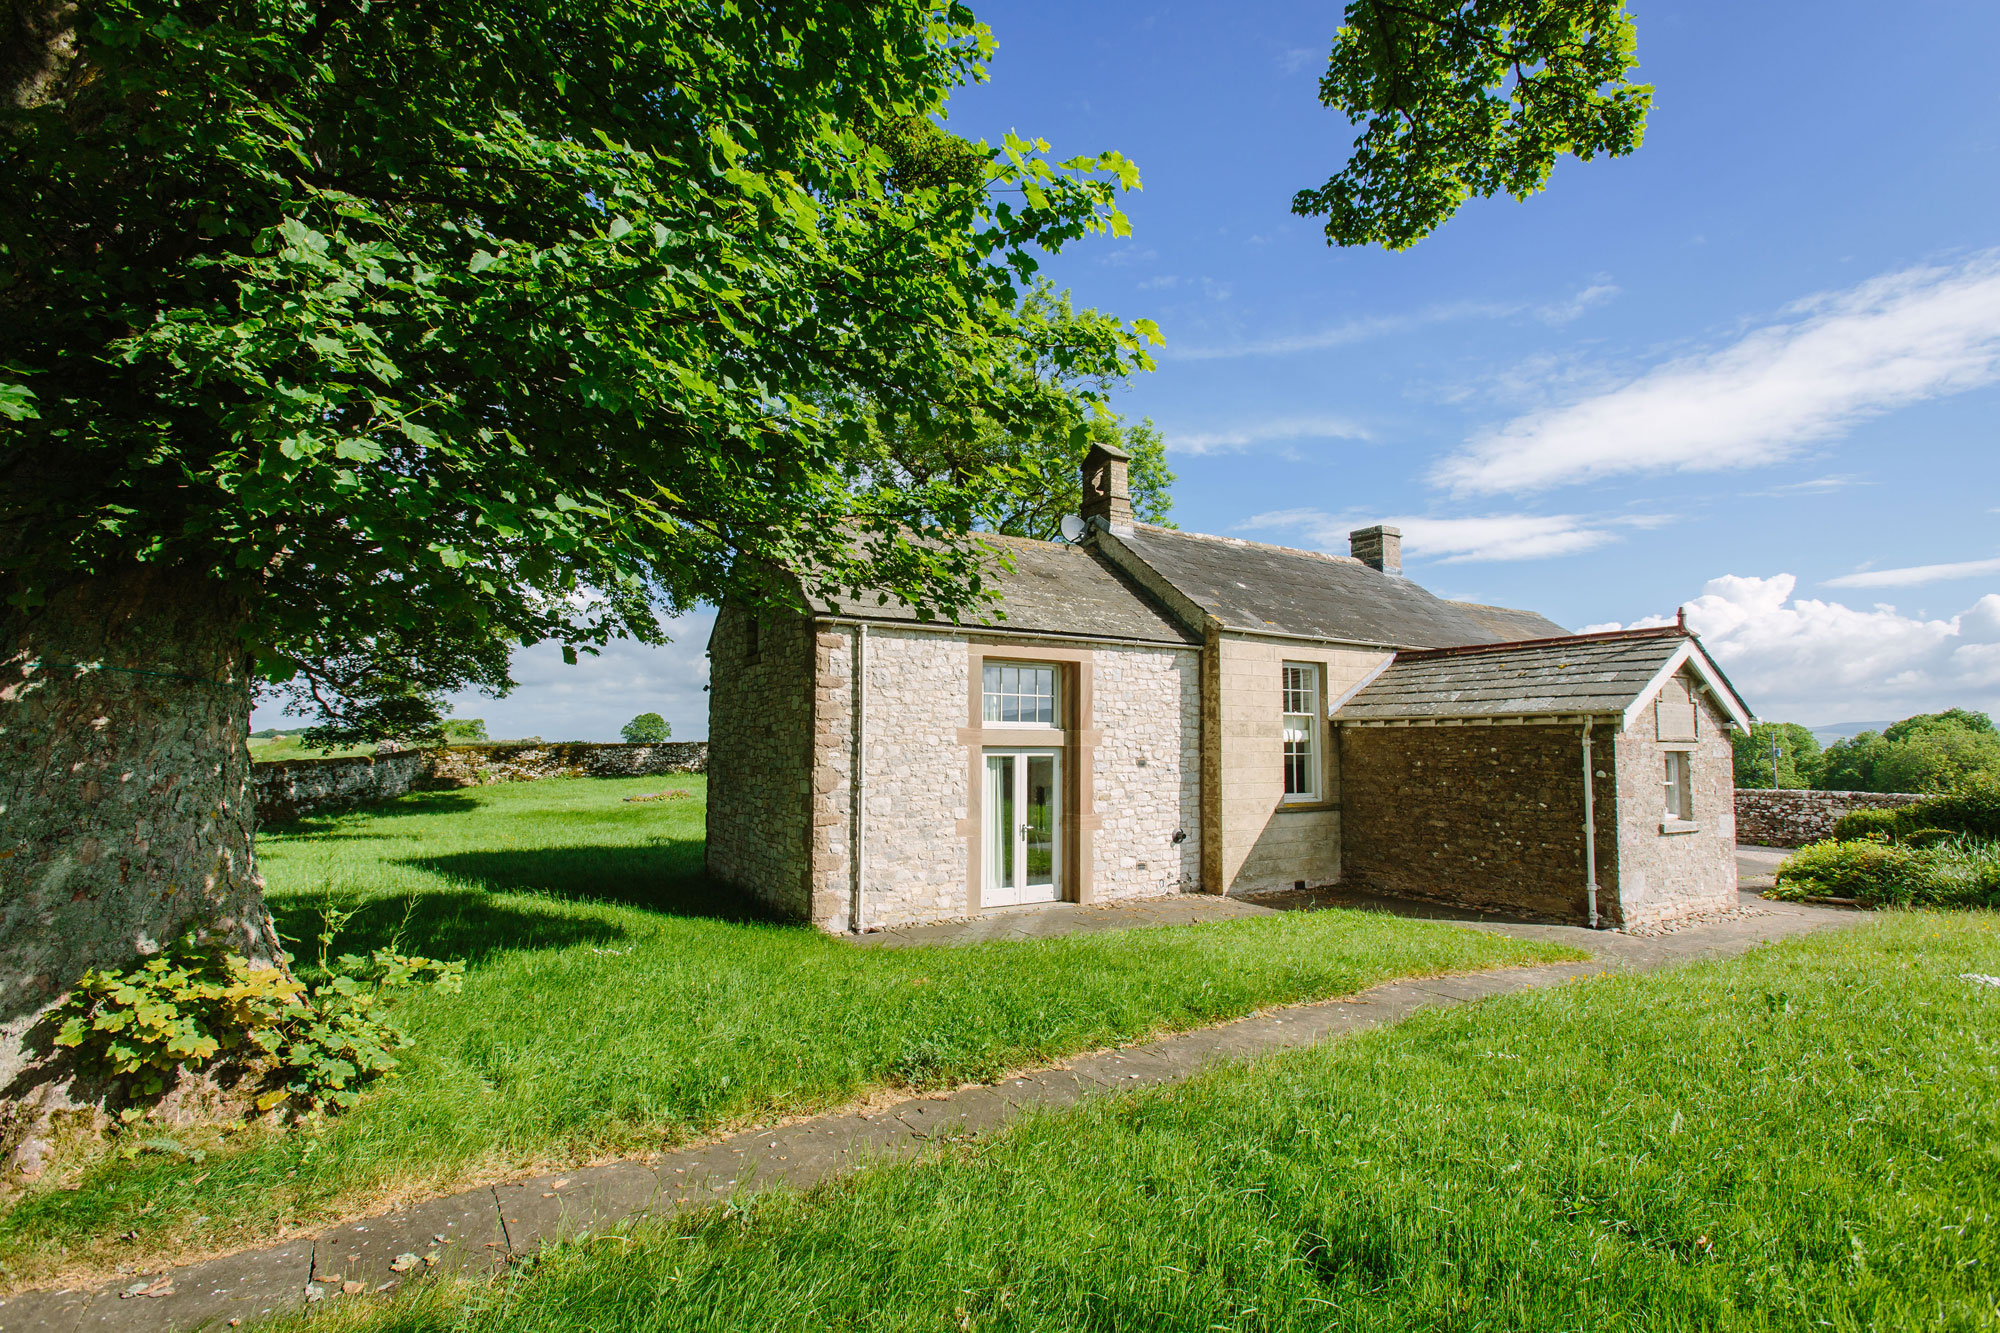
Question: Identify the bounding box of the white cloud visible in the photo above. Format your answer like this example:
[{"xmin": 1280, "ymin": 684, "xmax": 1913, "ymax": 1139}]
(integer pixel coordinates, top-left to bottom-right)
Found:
[
  {"xmin": 1168, "ymin": 282, "xmax": 1616, "ymax": 361},
  {"xmin": 1537, "ymin": 281, "xmax": 1620, "ymax": 324},
  {"xmin": 251, "ymin": 610, "xmax": 717, "ymax": 742},
  {"xmin": 1594, "ymin": 574, "xmax": 2000, "ymax": 723},
  {"xmin": 1240, "ymin": 508, "xmax": 1669, "ymax": 563},
  {"xmin": 1438, "ymin": 252, "xmax": 2000, "ymax": 494},
  {"xmin": 1825, "ymin": 555, "xmax": 2000, "ymax": 589},
  {"xmin": 1169, "ymin": 416, "xmax": 1369, "ymax": 455},
  {"xmin": 1278, "ymin": 46, "xmax": 1322, "ymax": 75},
  {"xmin": 1136, "ymin": 274, "xmax": 1180, "ymax": 291},
  {"xmin": 1164, "ymin": 301, "xmax": 1514, "ymax": 361}
]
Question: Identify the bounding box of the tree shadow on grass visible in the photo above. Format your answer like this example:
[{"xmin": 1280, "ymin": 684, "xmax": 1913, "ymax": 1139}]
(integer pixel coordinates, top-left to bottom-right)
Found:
[
  {"xmin": 404, "ymin": 842, "xmax": 775, "ymax": 923},
  {"xmin": 268, "ymin": 889, "xmax": 632, "ymax": 967}
]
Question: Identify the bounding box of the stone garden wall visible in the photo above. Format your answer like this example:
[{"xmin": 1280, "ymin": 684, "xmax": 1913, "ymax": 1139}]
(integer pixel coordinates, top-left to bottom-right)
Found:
[
  {"xmin": 1733, "ymin": 787, "xmax": 1927, "ymax": 848},
  {"xmin": 255, "ymin": 742, "xmax": 707, "ymax": 822}
]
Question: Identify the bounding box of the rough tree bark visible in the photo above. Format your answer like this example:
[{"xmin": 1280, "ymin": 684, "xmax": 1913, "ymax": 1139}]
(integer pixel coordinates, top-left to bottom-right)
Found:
[{"xmin": 0, "ymin": 565, "xmax": 279, "ymax": 1107}]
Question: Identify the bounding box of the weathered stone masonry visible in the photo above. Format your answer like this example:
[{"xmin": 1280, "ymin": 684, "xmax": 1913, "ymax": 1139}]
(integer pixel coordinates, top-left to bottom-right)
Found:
[
  {"xmin": 704, "ymin": 604, "xmax": 816, "ymax": 920},
  {"xmin": 1733, "ymin": 787, "xmax": 1926, "ymax": 847},
  {"xmin": 255, "ymin": 741, "xmax": 707, "ymax": 822},
  {"xmin": 1338, "ymin": 722, "xmax": 1621, "ymax": 924}
]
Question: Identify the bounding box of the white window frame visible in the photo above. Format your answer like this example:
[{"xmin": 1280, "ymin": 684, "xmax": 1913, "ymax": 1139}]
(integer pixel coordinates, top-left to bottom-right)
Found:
[
  {"xmin": 1662, "ymin": 750, "xmax": 1693, "ymax": 821},
  {"xmin": 1281, "ymin": 662, "xmax": 1321, "ymax": 803},
  {"xmin": 982, "ymin": 661, "xmax": 1061, "ymax": 730}
]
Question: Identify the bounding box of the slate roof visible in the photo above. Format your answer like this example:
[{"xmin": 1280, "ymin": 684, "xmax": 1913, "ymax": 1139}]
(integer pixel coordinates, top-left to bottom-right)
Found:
[
  {"xmin": 1333, "ymin": 629, "xmax": 1693, "ymax": 722},
  {"xmin": 1447, "ymin": 600, "xmax": 1570, "ymax": 641},
  {"xmin": 1111, "ymin": 525, "xmax": 1508, "ymax": 649},
  {"xmin": 812, "ymin": 532, "xmax": 1196, "ymax": 646}
]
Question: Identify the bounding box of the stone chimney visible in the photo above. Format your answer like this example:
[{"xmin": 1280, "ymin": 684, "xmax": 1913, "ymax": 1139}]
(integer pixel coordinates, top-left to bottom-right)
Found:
[
  {"xmin": 1349, "ymin": 524, "xmax": 1402, "ymax": 574},
  {"xmin": 1080, "ymin": 440, "xmax": 1133, "ymax": 535}
]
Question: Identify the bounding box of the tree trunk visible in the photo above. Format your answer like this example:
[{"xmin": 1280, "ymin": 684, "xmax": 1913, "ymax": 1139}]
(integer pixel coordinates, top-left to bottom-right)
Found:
[{"xmin": 0, "ymin": 565, "xmax": 278, "ymax": 1102}]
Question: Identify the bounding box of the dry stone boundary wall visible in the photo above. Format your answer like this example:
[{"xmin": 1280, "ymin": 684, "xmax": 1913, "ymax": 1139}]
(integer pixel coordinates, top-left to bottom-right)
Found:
[
  {"xmin": 1733, "ymin": 787, "xmax": 1926, "ymax": 848},
  {"xmin": 255, "ymin": 742, "xmax": 707, "ymax": 822}
]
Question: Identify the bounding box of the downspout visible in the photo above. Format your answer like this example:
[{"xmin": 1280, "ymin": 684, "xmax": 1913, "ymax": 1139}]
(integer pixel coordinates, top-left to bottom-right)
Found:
[
  {"xmin": 1581, "ymin": 720, "xmax": 1600, "ymax": 929},
  {"xmin": 851, "ymin": 622, "xmax": 868, "ymax": 934}
]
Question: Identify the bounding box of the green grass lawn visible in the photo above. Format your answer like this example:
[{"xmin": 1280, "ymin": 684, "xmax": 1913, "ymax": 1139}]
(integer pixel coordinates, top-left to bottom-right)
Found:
[
  {"xmin": 282, "ymin": 911, "xmax": 2000, "ymax": 1333},
  {"xmin": 0, "ymin": 777, "xmax": 1574, "ymax": 1289},
  {"xmin": 248, "ymin": 734, "xmax": 377, "ymax": 762}
]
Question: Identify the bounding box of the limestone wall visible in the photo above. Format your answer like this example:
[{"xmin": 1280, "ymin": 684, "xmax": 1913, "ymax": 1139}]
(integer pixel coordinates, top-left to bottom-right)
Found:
[
  {"xmin": 255, "ymin": 751, "xmax": 430, "ymax": 823},
  {"xmin": 847, "ymin": 629, "xmax": 973, "ymax": 929},
  {"xmin": 704, "ymin": 603, "xmax": 816, "ymax": 918},
  {"xmin": 254, "ymin": 742, "xmax": 706, "ymax": 822},
  {"xmin": 1089, "ymin": 642, "xmax": 1203, "ymax": 900},
  {"xmin": 1610, "ymin": 683, "xmax": 1737, "ymax": 929},
  {"xmin": 1733, "ymin": 787, "xmax": 1927, "ymax": 847}
]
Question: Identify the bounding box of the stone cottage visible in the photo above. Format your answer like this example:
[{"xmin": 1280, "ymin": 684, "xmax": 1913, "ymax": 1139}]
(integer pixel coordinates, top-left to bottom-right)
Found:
[{"xmin": 707, "ymin": 443, "xmax": 1752, "ymax": 932}]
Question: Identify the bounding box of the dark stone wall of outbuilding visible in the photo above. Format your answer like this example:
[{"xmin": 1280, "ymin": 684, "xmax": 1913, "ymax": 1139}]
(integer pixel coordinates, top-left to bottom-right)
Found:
[
  {"xmin": 1336, "ymin": 722, "xmax": 1620, "ymax": 925},
  {"xmin": 705, "ymin": 603, "xmax": 817, "ymax": 919}
]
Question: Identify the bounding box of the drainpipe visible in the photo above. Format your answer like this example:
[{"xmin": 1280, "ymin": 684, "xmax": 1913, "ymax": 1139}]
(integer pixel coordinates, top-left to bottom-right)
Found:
[
  {"xmin": 852, "ymin": 622, "xmax": 868, "ymax": 934},
  {"xmin": 1581, "ymin": 721, "xmax": 1600, "ymax": 929}
]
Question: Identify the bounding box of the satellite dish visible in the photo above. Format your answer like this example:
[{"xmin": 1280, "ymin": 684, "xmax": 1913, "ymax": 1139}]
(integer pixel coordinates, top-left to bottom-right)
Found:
[{"xmin": 1059, "ymin": 514, "xmax": 1086, "ymax": 543}]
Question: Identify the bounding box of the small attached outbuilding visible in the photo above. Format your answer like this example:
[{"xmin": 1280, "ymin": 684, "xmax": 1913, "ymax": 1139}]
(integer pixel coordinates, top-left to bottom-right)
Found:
[{"xmin": 1332, "ymin": 627, "xmax": 1753, "ymax": 929}]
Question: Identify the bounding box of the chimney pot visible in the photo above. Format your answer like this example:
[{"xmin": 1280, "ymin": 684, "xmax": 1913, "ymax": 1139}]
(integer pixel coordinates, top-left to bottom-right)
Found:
[
  {"xmin": 1080, "ymin": 440, "xmax": 1134, "ymax": 535},
  {"xmin": 1349, "ymin": 524, "xmax": 1402, "ymax": 574}
]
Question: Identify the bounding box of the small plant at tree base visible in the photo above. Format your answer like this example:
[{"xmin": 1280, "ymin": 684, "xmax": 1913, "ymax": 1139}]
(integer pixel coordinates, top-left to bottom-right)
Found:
[
  {"xmin": 621, "ymin": 713, "xmax": 671, "ymax": 743},
  {"xmin": 55, "ymin": 917, "xmax": 462, "ymax": 1116}
]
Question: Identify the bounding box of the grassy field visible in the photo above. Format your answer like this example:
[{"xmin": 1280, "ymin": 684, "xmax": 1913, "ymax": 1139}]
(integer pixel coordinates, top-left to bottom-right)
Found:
[
  {"xmin": 248, "ymin": 733, "xmax": 375, "ymax": 762},
  {"xmin": 0, "ymin": 777, "xmax": 1574, "ymax": 1289},
  {"xmin": 282, "ymin": 911, "xmax": 2000, "ymax": 1333}
]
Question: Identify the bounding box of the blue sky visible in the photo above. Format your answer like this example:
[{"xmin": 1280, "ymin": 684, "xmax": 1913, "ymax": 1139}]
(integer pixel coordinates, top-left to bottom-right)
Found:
[{"xmin": 259, "ymin": 0, "xmax": 2000, "ymax": 740}]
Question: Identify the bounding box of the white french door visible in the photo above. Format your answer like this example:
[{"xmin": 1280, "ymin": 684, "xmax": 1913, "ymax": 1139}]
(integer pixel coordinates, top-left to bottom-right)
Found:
[{"xmin": 983, "ymin": 749, "xmax": 1062, "ymax": 907}]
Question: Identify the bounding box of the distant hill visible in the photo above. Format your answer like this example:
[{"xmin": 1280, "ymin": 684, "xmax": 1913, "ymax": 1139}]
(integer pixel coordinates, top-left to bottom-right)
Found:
[{"xmin": 1809, "ymin": 721, "xmax": 1897, "ymax": 746}]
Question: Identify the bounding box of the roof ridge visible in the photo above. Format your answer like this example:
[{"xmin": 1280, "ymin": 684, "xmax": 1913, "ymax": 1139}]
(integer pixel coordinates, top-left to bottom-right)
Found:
[
  {"xmin": 1393, "ymin": 625, "xmax": 1686, "ymax": 661},
  {"xmin": 1130, "ymin": 523, "xmax": 1364, "ymax": 566}
]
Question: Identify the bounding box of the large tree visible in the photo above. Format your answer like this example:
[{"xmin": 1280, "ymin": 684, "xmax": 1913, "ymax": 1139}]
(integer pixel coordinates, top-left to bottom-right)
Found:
[
  {"xmin": 0, "ymin": 0, "xmax": 1155, "ymax": 1090},
  {"xmin": 1294, "ymin": 0, "xmax": 1652, "ymax": 249}
]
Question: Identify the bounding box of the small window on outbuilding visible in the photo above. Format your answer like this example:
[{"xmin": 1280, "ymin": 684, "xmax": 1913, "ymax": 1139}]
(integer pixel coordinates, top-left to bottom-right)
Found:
[
  {"xmin": 742, "ymin": 614, "xmax": 761, "ymax": 664},
  {"xmin": 1663, "ymin": 751, "xmax": 1693, "ymax": 821},
  {"xmin": 1281, "ymin": 663, "xmax": 1320, "ymax": 801}
]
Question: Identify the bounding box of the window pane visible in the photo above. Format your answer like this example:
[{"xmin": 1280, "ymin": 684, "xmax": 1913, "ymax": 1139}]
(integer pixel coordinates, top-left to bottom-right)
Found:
[
  {"xmin": 1025, "ymin": 754, "xmax": 1055, "ymax": 883},
  {"xmin": 988, "ymin": 755, "xmax": 1014, "ymax": 889}
]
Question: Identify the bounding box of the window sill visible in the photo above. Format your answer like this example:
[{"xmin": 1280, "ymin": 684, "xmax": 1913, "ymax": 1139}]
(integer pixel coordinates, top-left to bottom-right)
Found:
[
  {"xmin": 1659, "ymin": 819, "xmax": 1701, "ymax": 835},
  {"xmin": 1278, "ymin": 800, "xmax": 1341, "ymax": 813}
]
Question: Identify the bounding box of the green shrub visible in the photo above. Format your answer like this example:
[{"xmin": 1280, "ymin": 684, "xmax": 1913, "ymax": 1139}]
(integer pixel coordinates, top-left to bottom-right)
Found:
[
  {"xmin": 1772, "ymin": 840, "xmax": 1923, "ymax": 904},
  {"xmin": 1914, "ymin": 775, "xmax": 2000, "ymax": 839},
  {"xmin": 1915, "ymin": 835, "xmax": 2000, "ymax": 908},
  {"xmin": 1829, "ymin": 776, "xmax": 2000, "ymax": 843},
  {"xmin": 55, "ymin": 927, "xmax": 462, "ymax": 1115},
  {"xmin": 1773, "ymin": 833, "xmax": 2000, "ymax": 908},
  {"xmin": 1829, "ymin": 806, "xmax": 1913, "ymax": 842}
]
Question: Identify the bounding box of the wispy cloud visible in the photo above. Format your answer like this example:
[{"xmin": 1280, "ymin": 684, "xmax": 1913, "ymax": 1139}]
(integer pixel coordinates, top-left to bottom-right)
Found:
[
  {"xmin": 1759, "ymin": 473, "xmax": 1871, "ymax": 496},
  {"xmin": 1437, "ymin": 252, "xmax": 2000, "ymax": 495},
  {"xmin": 1239, "ymin": 508, "xmax": 1670, "ymax": 563},
  {"xmin": 1168, "ymin": 416, "xmax": 1368, "ymax": 455},
  {"xmin": 1592, "ymin": 575, "xmax": 2000, "ymax": 723},
  {"xmin": 1166, "ymin": 282, "xmax": 1617, "ymax": 361},
  {"xmin": 1536, "ymin": 281, "xmax": 1620, "ymax": 324},
  {"xmin": 1825, "ymin": 555, "xmax": 2000, "ymax": 588},
  {"xmin": 1278, "ymin": 46, "xmax": 1322, "ymax": 75}
]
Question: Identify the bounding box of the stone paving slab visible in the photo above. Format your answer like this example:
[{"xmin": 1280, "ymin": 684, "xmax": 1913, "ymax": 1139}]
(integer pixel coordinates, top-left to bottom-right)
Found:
[{"xmin": 0, "ymin": 887, "xmax": 1862, "ymax": 1333}]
